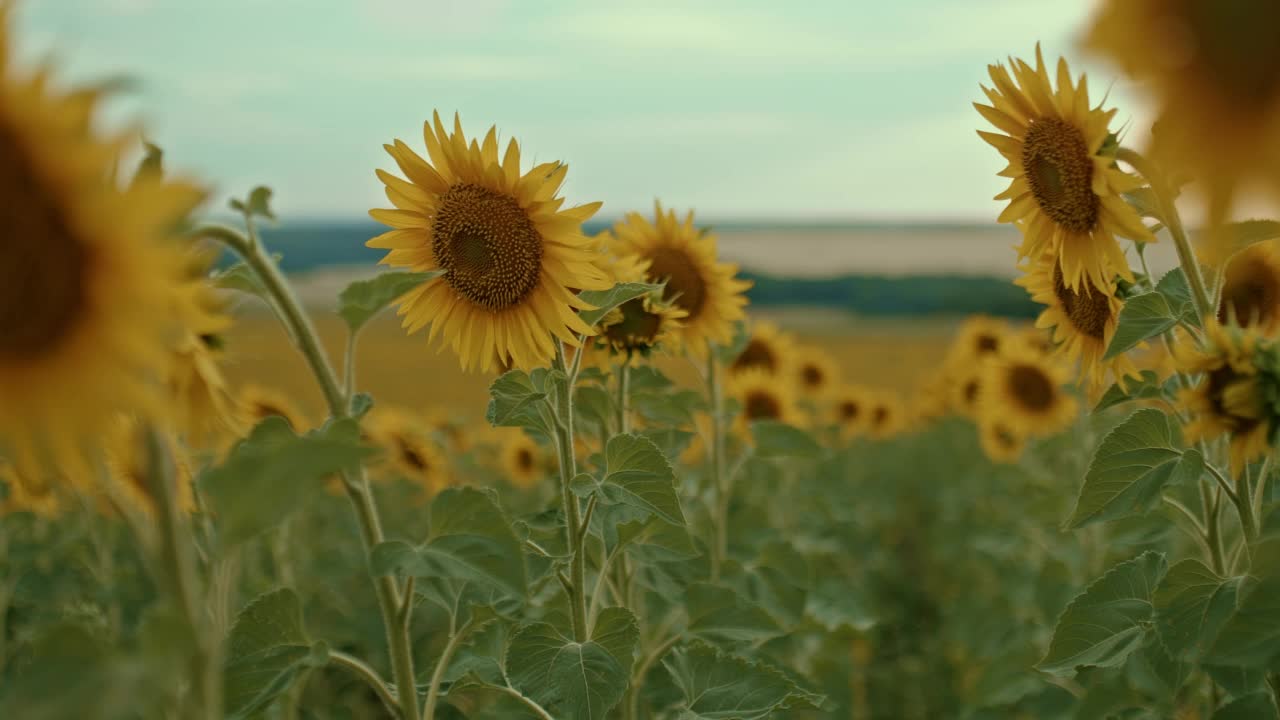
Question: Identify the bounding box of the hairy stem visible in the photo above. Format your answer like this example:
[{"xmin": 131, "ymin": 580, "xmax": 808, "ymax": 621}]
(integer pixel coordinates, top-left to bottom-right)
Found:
[
  {"xmin": 707, "ymin": 348, "xmax": 729, "ymax": 581},
  {"xmin": 553, "ymin": 342, "xmax": 589, "ymax": 641},
  {"xmin": 330, "ymin": 650, "xmax": 400, "ymax": 716},
  {"xmin": 617, "ymin": 357, "xmax": 631, "ymax": 435},
  {"xmin": 424, "ymin": 616, "xmax": 480, "ymax": 720}
]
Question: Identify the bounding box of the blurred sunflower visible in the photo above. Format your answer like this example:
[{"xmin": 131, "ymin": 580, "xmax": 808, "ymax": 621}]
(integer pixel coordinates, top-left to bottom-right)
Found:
[
  {"xmin": 103, "ymin": 417, "xmax": 196, "ymax": 519},
  {"xmin": 866, "ymin": 392, "xmax": 905, "ymax": 441},
  {"xmin": 949, "ymin": 366, "xmax": 986, "ymax": 419},
  {"xmin": 501, "ymin": 431, "xmax": 544, "ymax": 490},
  {"xmin": 365, "ymin": 407, "xmax": 451, "ymax": 500},
  {"xmin": 421, "ymin": 406, "xmax": 471, "ymax": 453},
  {"xmin": 910, "ymin": 374, "xmax": 953, "ymax": 426},
  {"xmin": 597, "ymin": 253, "xmax": 686, "ymax": 356},
  {"xmin": 730, "ymin": 321, "xmax": 794, "ymax": 376},
  {"xmin": 978, "ymin": 418, "xmax": 1026, "ymax": 464},
  {"xmin": 1017, "ymin": 254, "xmax": 1138, "ymax": 397},
  {"xmin": 367, "ymin": 112, "xmax": 610, "ymax": 372},
  {"xmin": 832, "ymin": 385, "xmax": 872, "ymax": 439},
  {"xmin": 794, "ymin": 345, "xmax": 840, "ymax": 398},
  {"xmin": 0, "ymin": 461, "xmax": 60, "ymax": 517},
  {"xmin": 236, "ymin": 384, "xmax": 309, "ymax": 434},
  {"xmin": 609, "ymin": 202, "xmax": 751, "ymax": 355},
  {"xmin": 1178, "ymin": 322, "xmax": 1280, "ymax": 472},
  {"xmin": 0, "ymin": 8, "xmax": 203, "ymax": 475},
  {"xmin": 979, "ymin": 345, "xmax": 1077, "ymax": 437},
  {"xmin": 976, "ymin": 45, "xmax": 1151, "ymax": 291},
  {"xmin": 1085, "ymin": 0, "xmax": 1280, "ymax": 229},
  {"xmin": 729, "ymin": 368, "xmax": 799, "ymax": 433},
  {"xmin": 948, "ymin": 315, "xmax": 1011, "ymax": 365},
  {"xmin": 168, "ymin": 247, "xmax": 240, "ymax": 449},
  {"xmin": 1217, "ymin": 241, "xmax": 1280, "ymax": 334}
]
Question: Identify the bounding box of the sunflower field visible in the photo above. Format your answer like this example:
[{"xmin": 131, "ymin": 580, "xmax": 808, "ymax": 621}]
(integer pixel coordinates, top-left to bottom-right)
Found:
[{"xmin": 6, "ymin": 2, "xmax": 1280, "ymax": 719}]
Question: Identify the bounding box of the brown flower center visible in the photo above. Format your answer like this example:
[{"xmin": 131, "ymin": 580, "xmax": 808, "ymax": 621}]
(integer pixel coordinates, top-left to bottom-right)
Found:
[
  {"xmin": 1206, "ymin": 366, "xmax": 1262, "ymax": 433},
  {"xmin": 1218, "ymin": 250, "xmax": 1279, "ymax": 329},
  {"xmin": 646, "ymin": 246, "xmax": 707, "ymax": 318},
  {"xmin": 396, "ymin": 436, "xmax": 428, "ymax": 472},
  {"xmin": 1052, "ymin": 262, "xmax": 1111, "ymax": 340},
  {"xmin": 732, "ymin": 339, "xmax": 777, "ymax": 373},
  {"xmin": 838, "ymin": 400, "xmax": 860, "ymax": 422},
  {"xmin": 1008, "ymin": 364, "xmax": 1055, "ymax": 412},
  {"xmin": 516, "ymin": 447, "xmax": 535, "ymax": 473},
  {"xmin": 1182, "ymin": 2, "xmax": 1280, "ymax": 110},
  {"xmin": 603, "ymin": 298, "xmax": 662, "ymax": 350},
  {"xmin": 801, "ymin": 363, "xmax": 824, "ymax": 388},
  {"xmin": 0, "ymin": 120, "xmax": 90, "ymax": 362},
  {"xmin": 871, "ymin": 406, "xmax": 889, "ymax": 428},
  {"xmin": 1021, "ymin": 117, "xmax": 1099, "ymax": 233},
  {"xmin": 744, "ymin": 390, "xmax": 781, "ymax": 421},
  {"xmin": 963, "ymin": 379, "xmax": 980, "ymax": 407},
  {"xmin": 432, "ymin": 184, "xmax": 543, "ymax": 311},
  {"xmin": 975, "ymin": 333, "xmax": 1000, "ymax": 355}
]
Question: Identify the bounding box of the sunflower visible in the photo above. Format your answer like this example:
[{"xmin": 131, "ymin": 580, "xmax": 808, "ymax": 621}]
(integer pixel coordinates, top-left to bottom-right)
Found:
[
  {"xmin": 1217, "ymin": 241, "xmax": 1280, "ymax": 334},
  {"xmin": 596, "ymin": 253, "xmax": 687, "ymax": 356},
  {"xmin": 831, "ymin": 385, "xmax": 873, "ymax": 439},
  {"xmin": 500, "ymin": 431, "xmax": 544, "ymax": 489},
  {"xmin": 367, "ymin": 112, "xmax": 610, "ymax": 373},
  {"xmin": 976, "ymin": 45, "xmax": 1152, "ymax": 291},
  {"xmin": 947, "ymin": 315, "xmax": 1012, "ymax": 366},
  {"xmin": 866, "ymin": 392, "xmax": 905, "ymax": 441},
  {"xmin": 364, "ymin": 407, "xmax": 451, "ymax": 499},
  {"xmin": 0, "ymin": 461, "xmax": 60, "ymax": 517},
  {"xmin": 978, "ymin": 417, "xmax": 1027, "ymax": 464},
  {"xmin": 236, "ymin": 384, "xmax": 309, "ymax": 434},
  {"xmin": 730, "ymin": 321, "xmax": 794, "ymax": 377},
  {"xmin": 421, "ymin": 406, "xmax": 471, "ymax": 453},
  {"xmin": 978, "ymin": 344, "xmax": 1077, "ymax": 438},
  {"xmin": 792, "ymin": 345, "xmax": 840, "ymax": 399},
  {"xmin": 1085, "ymin": 1, "xmax": 1280, "ymax": 230},
  {"xmin": 1178, "ymin": 322, "xmax": 1280, "ymax": 473},
  {"xmin": 0, "ymin": 8, "xmax": 204, "ymax": 476},
  {"xmin": 103, "ymin": 417, "xmax": 196, "ymax": 519},
  {"xmin": 1016, "ymin": 253, "xmax": 1139, "ymax": 397},
  {"xmin": 728, "ymin": 368, "xmax": 799, "ymax": 434},
  {"xmin": 608, "ymin": 202, "xmax": 752, "ymax": 355},
  {"xmin": 949, "ymin": 365, "xmax": 986, "ymax": 420},
  {"xmin": 168, "ymin": 247, "xmax": 240, "ymax": 449}
]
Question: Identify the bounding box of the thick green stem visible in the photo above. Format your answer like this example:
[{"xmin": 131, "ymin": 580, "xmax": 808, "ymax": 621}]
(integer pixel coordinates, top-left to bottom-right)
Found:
[
  {"xmin": 707, "ymin": 349, "xmax": 728, "ymax": 581},
  {"xmin": 424, "ymin": 617, "xmax": 479, "ymax": 720},
  {"xmin": 1203, "ymin": 483, "xmax": 1226, "ymax": 575},
  {"xmin": 553, "ymin": 343, "xmax": 589, "ymax": 641},
  {"xmin": 1235, "ymin": 468, "xmax": 1258, "ymax": 549},
  {"xmin": 617, "ymin": 358, "xmax": 631, "ymax": 435},
  {"xmin": 203, "ymin": 222, "xmax": 420, "ymax": 720},
  {"xmin": 330, "ymin": 650, "xmax": 400, "ymax": 716}
]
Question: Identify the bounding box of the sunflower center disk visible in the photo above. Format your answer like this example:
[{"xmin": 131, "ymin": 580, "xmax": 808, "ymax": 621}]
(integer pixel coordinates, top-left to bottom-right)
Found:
[
  {"xmin": 1008, "ymin": 364, "xmax": 1055, "ymax": 412},
  {"xmin": 839, "ymin": 401, "xmax": 859, "ymax": 421},
  {"xmin": 516, "ymin": 449, "xmax": 535, "ymax": 472},
  {"xmin": 604, "ymin": 298, "xmax": 662, "ymax": 349},
  {"xmin": 744, "ymin": 391, "xmax": 782, "ymax": 421},
  {"xmin": 732, "ymin": 340, "xmax": 777, "ymax": 373},
  {"xmin": 0, "ymin": 122, "xmax": 89, "ymax": 361},
  {"xmin": 1185, "ymin": 2, "xmax": 1280, "ymax": 109},
  {"xmin": 1052, "ymin": 263, "xmax": 1110, "ymax": 339},
  {"xmin": 976, "ymin": 334, "xmax": 1000, "ymax": 354},
  {"xmin": 802, "ymin": 364, "xmax": 823, "ymax": 388},
  {"xmin": 1219, "ymin": 258, "xmax": 1278, "ymax": 328},
  {"xmin": 646, "ymin": 246, "xmax": 707, "ymax": 318},
  {"xmin": 397, "ymin": 437, "xmax": 428, "ymax": 472},
  {"xmin": 1206, "ymin": 366, "xmax": 1262, "ymax": 432},
  {"xmin": 432, "ymin": 184, "xmax": 543, "ymax": 311},
  {"xmin": 1021, "ymin": 117, "xmax": 1099, "ymax": 233}
]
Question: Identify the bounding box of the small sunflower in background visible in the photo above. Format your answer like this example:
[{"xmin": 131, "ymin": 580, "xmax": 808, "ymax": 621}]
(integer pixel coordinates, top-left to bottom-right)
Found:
[
  {"xmin": 949, "ymin": 364, "xmax": 987, "ymax": 419},
  {"xmin": 866, "ymin": 392, "xmax": 905, "ymax": 441},
  {"xmin": 1017, "ymin": 253, "xmax": 1138, "ymax": 397},
  {"xmin": 978, "ymin": 417, "xmax": 1026, "ymax": 464},
  {"xmin": 0, "ymin": 6, "xmax": 204, "ymax": 477},
  {"xmin": 236, "ymin": 384, "xmax": 309, "ymax": 434},
  {"xmin": 421, "ymin": 407, "xmax": 471, "ymax": 454},
  {"xmin": 976, "ymin": 45, "xmax": 1151, "ymax": 291},
  {"xmin": 168, "ymin": 247, "xmax": 240, "ymax": 450},
  {"xmin": 1217, "ymin": 241, "xmax": 1280, "ymax": 334},
  {"xmin": 609, "ymin": 202, "xmax": 752, "ymax": 355},
  {"xmin": 103, "ymin": 418, "xmax": 197, "ymax": 520},
  {"xmin": 948, "ymin": 315, "xmax": 1012, "ymax": 365},
  {"xmin": 793, "ymin": 345, "xmax": 840, "ymax": 398},
  {"xmin": 909, "ymin": 374, "xmax": 953, "ymax": 427},
  {"xmin": 728, "ymin": 368, "xmax": 799, "ymax": 433},
  {"xmin": 831, "ymin": 385, "xmax": 873, "ymax": 439},
  {"xmin": 1178, "ymin": 322, "xmax": 1280, "ymax": 473},
  {"xmin": 364, "ymin": 407, "xmax": 451, "ymax": 500},
  {"xmin": 500, "ymin": 431, "xmax": 544, "ymax": 490},
  {"xmin": 730, "ymin": 321, "xmax": 794, "ymax": 377},
  {"xmin": 978, "ymin": 343, "xmax": 1077, "ymax": 440},
  {"xmin": 0, "ymin": 461, "xmax": 61, "ymax": 517},
  {"xmin": 596, "ymin": 253, "xmax": 687, "ymax": 357},
  {"xmin": 1085, "ymin": 0, "xmax": 1280, "ymax": 230},
  {"xmin": 367, "ymin": 112, "xmax": 611, "ymax": 373}
]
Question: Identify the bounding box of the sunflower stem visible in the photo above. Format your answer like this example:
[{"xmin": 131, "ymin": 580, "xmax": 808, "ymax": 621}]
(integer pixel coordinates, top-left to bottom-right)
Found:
[
  {"xmin": 1203, "ymin": 482, "xmax": 1226, "ymax": 575},
  {"xmin": 423, "ymin": 615, "xmax": 479, "ymax": 720},
  {"xmin": 617, "ymin": 357, "xmax": 632, "ymax": 435},
  {"xmin": 553, "ymin": 341, "xmax": 590, "ymax": 642},
  {"xmin": 707, "ymin": 346, "xmax": 729, "ymax": 582},
  {"xmin": 205, "ymin": 221, "xmax": 420, "ymax": 720}
]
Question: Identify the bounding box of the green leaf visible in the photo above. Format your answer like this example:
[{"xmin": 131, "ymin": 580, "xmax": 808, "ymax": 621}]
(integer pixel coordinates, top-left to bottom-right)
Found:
[
  {"xmin": 616, "ymin": 516, "xmax": 699, "ymax": 561},
  {"xmin": 1105, "ymin": 292, "xmax": 1178, "ymax": 360},
  {"xmin": 640, "ymin": 427, "xmax": 695, "ymax": 461},
  {"xmin": 506, "ymin": 623, "xmax": 629, "ymax": 720},
  {"xmin": 591, "ymin": 607, "xmax": 639, "ymax": 678},
  {"xmin": 577, "ymin": 282, "xmax": 663, "ymax": 327},
  {"xmin": 350, "ymin": 392, "xmax": 374, "ymax": 419},
  {"xmin": 1153, "ymin": 559, "xmax": 1244, "ymax": 660},
  {"xmin": 337, "ymin": 270, "xmax": 441, "ymax": 332},
  {"xmin": 224, "ymin": 589, "xmax": 325, "ymax": 719},
  {"xmin": 1156, "ymin": 268, "xmax": 1200, "ymax": 328},
  {"xmin": 1038, "ymin": 551, "xmax": 1167, "ymax": 675},
  {"xmin": 663, "ymin": 642, "xmax": 823, "ymax": 719},
  {"xmin": 214, "ymin": 260, "xmax": 270, "ymax": 300},
  {"xmin": 1066, "ymin": 409, "xmax": 1200, "ymax": 529},
  {"xmin": 1123, "ymin": 188, "xmax": 1162, "ymax": 221},
  {"xmin": 369, "ymin": 487, "xmax": 525, "ymax": 598},
  {"xmin": 486, "ymin": 370, "xmax": 552, "ymax": 435},
  {"xmin": 202, "ymin": 417, "xmax": 372, "ymax": 546},
  {"xmin": 1205, "ymin": 663, "xmax": 1268, "ymax": 697},
  {"xmin": 230, "ymin": 185, "xmax": 277, "ymax": 220},
  {"xmin": 806, "ymin": 578, "xmax": 876, "ymax": 632},
  {"xmin": 1094, "ymin": 370, "xmax": 1172, "ymax": 413},
  {"xmin": 1206, "ymin": 538, "xmax": 1280, "ymax": 668},
  {"xmin": 579, "ymin": 433, "xmax": 686, "ymax": 526},
  {"xmin": 686, "ymin": 582, "xmax": 782, "ymax": 643},
  {"xmin": 751, "ymin": 421, "xmax": 821, "ymax": 458},
  {"xmin": 1212, "ymin": 692, "xmax": 1280, "ymax": 720},
  {"xmin": 631, "ymin": 388, "xmax": 705, "ymax": 427},
  {"xmin": 1193, "ymin": 220, "xmax": 1280, "ymax": 262}
]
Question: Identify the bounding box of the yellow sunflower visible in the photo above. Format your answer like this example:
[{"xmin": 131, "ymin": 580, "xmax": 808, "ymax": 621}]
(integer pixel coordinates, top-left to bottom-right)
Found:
[
  {"xmin": 1217, "ymin": 241, "xmax": 1280, "ymax": 334},
  {"xmin": 236, "ymin": 384, "xmax": 309, "ymax": 434},
  {"xmin": 947, "ymin": 315, "xmax": 1012, "ymax": 366},
  {"xmin": 364, "ymin": 407, "xmax": 451, "ymax": 500},
  {"xmin": 0, "ymin": 461, "xmax": 60, "ymax": 517},
  {"xmin": 978, "ymin": 417, "xmax": 1027, "ymax": 465},
  {"xmin": 1178, "ymin": 322, "xmax": 1277, "ymax": 473},
  {"xmin": 608, "ymin": 202, "xmax": 752, "ymax": 355},
  {"xmin": 103, "ymin": 417, "xmax": 197, "ymax": 519},
  {"xmin": 168, "ymin": 247, "xmax": 240, "ymax": 449},
  {"xmin": 730, "ymin": 321, "xmax": 794, "ymax": 377},
  {"xmin": 793, "ymin": 345, "xmax": 840, "ymax": 398},
  {"xmin": 728, "ymin": 368, "xmax": 799, "ymax": 434},
  {"xmin": 831, "ymin": 385, "xmax": 873, "ymax": 439},
  {"xmin": 367, "ymin": 112, "xmax": 610, "ymax": 372},
  {"xmin": 0, "ymin": 8, "xmax": 204, "ymax": 476},
  {"xmin": 421, "ymin": 406, "xmax": 471, "ymax": 453},
  {"xmin": 596, "ymin": 252, "xmax": 687, "ymax": 356},
  {"xmin": 500, "ymin": 431, "xmax": 544, "ymax": 490},
  {"xmin": 909, "ymin": 373, "xmax": 953, "ymax": 427},
  {"xmin": 1016, "ymin": 253, "xmax": 1140, "ymax": 398},
  {"xmin": 1085, "ymin": 1, "xmax": 1280, "ymax": 229},
  {"xmin": 866, "ymin": 392, "xmax": 905, "ymax": 441},
  {"xmin": 949, "ymin": 365, "xmax": 987, "ymax": 420},
  {"xmin": 978, "ymin": 345, "xmax": 1077, "ymax": 438},
  {"xmin": 976, "ymin": 45, "xmax": 1152, "ymax": 291}
]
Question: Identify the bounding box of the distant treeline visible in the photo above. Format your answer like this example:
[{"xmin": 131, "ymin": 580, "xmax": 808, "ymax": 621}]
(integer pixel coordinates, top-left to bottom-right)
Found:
[{"xmin": 234, "ymin": 222, "xmax": 1035, "ymax": 318}]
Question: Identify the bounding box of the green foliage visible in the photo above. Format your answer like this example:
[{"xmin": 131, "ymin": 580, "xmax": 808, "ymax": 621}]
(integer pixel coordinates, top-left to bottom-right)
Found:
[
  {"xmin": 1094, "ymin": 370, "xmax": 1176, "ymax": 413},
  {"xmin": 576, "ymin": 282, "xmax": 663, "ymax": 327},
  {"xmin": 751, "ymin": 421, "xmax": 821, "ymax": 457},
  {"xmin": 571, "ymin": 433, "xmax": 685, "ymax": 526},
  {"xmin": 1192, "ymin": 220, "xmax": 1280, "ymax": 261},
  {"xmin": 223, "ymin": 589, "xmax": 328, "ymax": 718},
  {"xmin": 337, "ymin": 270, "xmax": 442, "ymax": 332},
  {"xmin": 230, "ymin": 185, "xmax": 277, "ymax": 221},
  {"xmin": 1105, "ymin": 292, "xmax": 1181, "ymax": 360},
  {"xmin": 505, "ymin": 615, "xmax": 635, "ymax": 720},
  {"xmin": 663, "ymin": 642, "xmax": 822, "ymax": 718}
]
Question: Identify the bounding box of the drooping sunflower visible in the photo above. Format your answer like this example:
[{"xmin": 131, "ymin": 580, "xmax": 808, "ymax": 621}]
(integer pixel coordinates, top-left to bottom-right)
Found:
[
  {"xmin": 0, "ymin": 8, "xmax": 204, "ymax": 476},
  {"xmin": 596, "ymin": 252, "xmax": 687, "ymax": 356},
  {"xmin": 367, "ymin": 112, "xmax": 611, "ymax": 372},
  {"xmin": 976, "ymin": 45, "xmax": 1152, "ymax": 291},
  {"xmin": 500, "ymin": 431, "xmax": 544, "ymax": 490},
  {"xmin": 793, "ymin": 345, "xmax": 840, "ymax": 398},
  {"xmin": 608, "ymin": 202, "xmax": 752, "ymax": 355},
  {"xmin": 978, "ymin": 417, "xmax": 1027, "ymax": 464},
  {"xmin": 866, "ymin": 392, "xmax": 905, "ymax": 441},
  {"xmin": 1016, "ymin": 253, "xmax": 1139, "ymax": 397},
  {"xmin": 947, "ymin": 315, "xmax": 1012, "ymax": 366},
  {"xmin": 236, "ymin": 384, "xmax": 309, "ymax": 434},
  {"xmin": 728, "ymin": 368, "xmax": 799, "ymax": 433},
  {"xmin": 1085, "ymin": 0, "xmax": 1280, "ymax": 231},
  {"xmin": 103, "ymin": 417, "xmax": 197, "ymax": 519},
  {"xmin": 1178, "ymin": 322, "xmax": 1280, "ymax": 473},
  {"xmin": 730, "ymin": 321, "xmax": 794, "ymax": 377},
  {"xmin": 0, "ymin": 461, "xmax": 61, "ymax": 517},
  {"xmin": 831, "ymin": 385, "xmax": 873, "ymax": 439},
  {"xmin": 364, "ymin": 407, "xmax": 451, "ymax": 500},
  {"xmin": 168, "ymin": 247, "xmax": 240, "ymax": 449},
  {"xmin": 978, "ymin": 344, "xmax": 1077, "ymax": 438},
  {"xmin": 1217, "ymin": 241, "xmax": 1280, "ymax": 335}
]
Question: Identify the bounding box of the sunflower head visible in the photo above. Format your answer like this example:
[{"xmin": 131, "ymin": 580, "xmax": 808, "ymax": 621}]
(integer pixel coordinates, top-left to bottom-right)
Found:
[
  {"xmin": 979, "ymin": 417, "xmax": 1026, "ymax": 464},
  {"xmin": 364, "ymin": 406, "xmax": 451, "ymax": 500},
  {"xmin": 236, "ymin": 384, "xmax": 309, "ymax": 434},
  {"xmin": 367, "ymin": 112, "xmax": 611, "ymax": 372},
  {"xmin": 948, "ymin": 315, "xmax": 1011, "ymax": 367},
  {"xmin": 595, "ymin": 252, "xmax": 687, "ymax": 356},
  {"xmin": 103, "ymin": 418, "xmax": 196, "ymax": 519},
  {"xmin": 949, "ymin": 366, "xmax": 987, "ymax": 420},
  {"xmin": 500, "ymin": 431, "xmax": 544, "ymax": 490},
  {"xmin": 730, "ymin": 321, "xmax": 794, "ymax": 377},
  {"xmin": 168, "ymin": 246, "xmax": 241, "ymax": 449},
  {"xmin": 1217, "ymin": 241, "xmax": 1280, "ymax": 334},
  {"xmin": 729, "ymin": 368, "xmax": 799, "ymax": 435},
  {"xmin": 866, "ymin": 392, "xmax": 905, "ymax": 441},
  {"xmin": 0, "ymin": 461, "xmax": 61, "ymax": 517},
  {"xmin": 793, "ymin": 345, "xmax": 840, "ymax": 397},
  {"xmin": 831, "ymin": 385, "xmax": 872, "ymax": 439},
  {"xmin": 608, "ymin": 202, "xmax": 751, "ymax": 356},
  {"xmin": 976, "ymin": 45, "xmax": 1150, "ymax": 292},
  {"xmin": 979, "ymin": 344, "xmax": 1078, "ymax": 438}
]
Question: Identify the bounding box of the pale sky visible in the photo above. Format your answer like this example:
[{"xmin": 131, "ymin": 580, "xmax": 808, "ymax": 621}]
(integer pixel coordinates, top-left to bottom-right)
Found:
[{"xmin": 16, "ymin": 0, "xmax": 1140, "ymax": 222}]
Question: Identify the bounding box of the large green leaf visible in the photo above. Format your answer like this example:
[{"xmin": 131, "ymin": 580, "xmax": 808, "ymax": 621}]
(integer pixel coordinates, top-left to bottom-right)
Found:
[
  {"xmin": 1038, "ymin": 551, "xmax": 1167, "ymax": 675},
  {"xmin": 505, "ymin": 622, "xmax": 629, "ymax": 720},
  {"xmin": 577, "ymin": 282, "xmax": 663, "ymax": 327},
  {"xmin": 589, "ymin": 607, "xmax": 639, "ymax": 678},
  {"xmin": 370, "ymin": 487, "xmax": 526, "ymax": 598},
  {"xmin": 1066, "ymin": 409, "xmax": 1200, "ymax": 529},
  {"xmin": 223, "ymin": 589, "xmax": 328, "ymax": 719},
  {"xmin": 573, "ymin": 433, "xmax": 686, "ymax": 526},
  {"xmin": 1206, "ymin": 538, "xmax": 1280, "ymax": 668},
  {"xmin": 337, "ymin": 270, "xmax": 441, "ymax": 332},
  {"xmin": 1153, "ymin": 559, "xmax": 1244, "ymax": 660},
  {"xmin": 751, "ymin": 421, "xmax": 821, "ymax": 458},
  {"xmin": 615, "ymin": 516, "xmax": 699, "ymax": 562},
  {"xmin": 1094, "ymin": 370, "xmax": 1176, "ymax": 413},
  {"xmin": 1212, "ymin": 692, "xmax": 1280, "ymax": 720},
  {"xmin": 686, "ymin": 582, "xmax": 782, "ymax": 643},
  {"xmin": 662, "ymin": 642, "xmax": 822, "ymax": 719},
  {"xmin": 1105, "ymin": 292, "xmax": 1178, "ymax": 360},
  {"xmin": 1156, "ymin": 268, "xmax": 1200, "ymax": 328},
  {"xmin": 486, "ymin": 369, "xmax": 554, "ymax": 435},
  {"xmin": 201, "ymin": 417, "xmax": 372, "ymax": 546}
]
